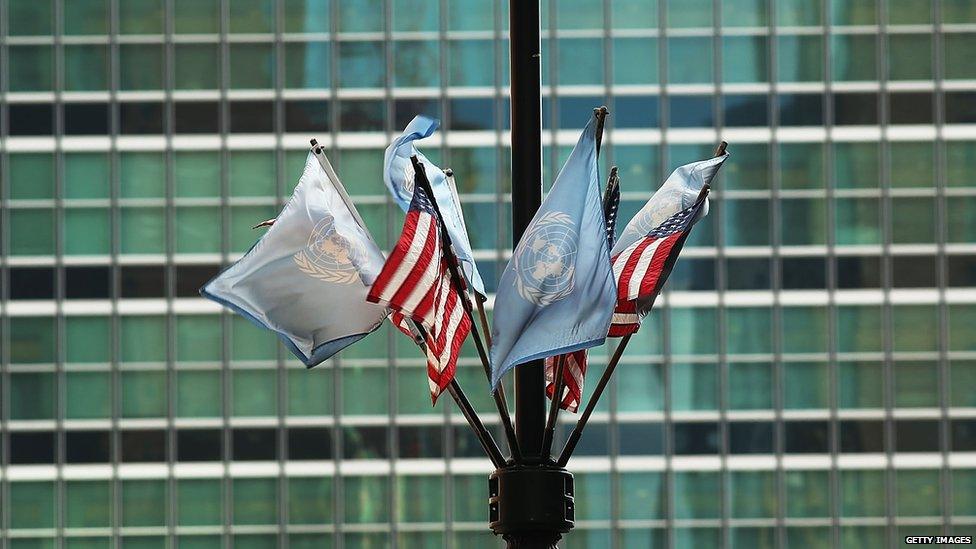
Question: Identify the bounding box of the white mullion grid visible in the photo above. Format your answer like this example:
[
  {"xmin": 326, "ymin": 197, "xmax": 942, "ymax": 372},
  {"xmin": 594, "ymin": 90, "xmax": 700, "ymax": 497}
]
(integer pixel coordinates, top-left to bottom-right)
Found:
[
  {"xmin": 272, "ymin": 1, "xmax": 288, "ymax": 548},
  {"xmin": 108, "ymin": 0, "xmax": 123, "ymax": 543},
  {"xmin": 0, "ymin": 0, "xmax": 10, "ymax": 544},
  {"xmin": 52, "ymin": 0, "xmax": 67, "ymax": 545},
  {"xmin": 217, "ymin": 2, "xmax": 232, "ymax": 548}
]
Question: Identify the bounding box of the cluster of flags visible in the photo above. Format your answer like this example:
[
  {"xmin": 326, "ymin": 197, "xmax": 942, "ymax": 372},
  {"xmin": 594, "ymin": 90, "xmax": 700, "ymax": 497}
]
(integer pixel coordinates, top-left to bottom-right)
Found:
[{"xmin": 201, "ymin": 112, "xmax": 729, "ymax": 410}]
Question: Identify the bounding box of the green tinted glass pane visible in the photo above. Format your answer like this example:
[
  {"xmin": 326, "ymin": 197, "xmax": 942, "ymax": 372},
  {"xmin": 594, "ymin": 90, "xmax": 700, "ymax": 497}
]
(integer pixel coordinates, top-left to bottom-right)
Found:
[
  {"xmin": 948, "ymin": 196, "xmax": 976, "ymax": 243},
  {"xmin": 944, "ymin": 34, "xmax": 976, "ymax": 79},
  {"xmin": 447, "ymin": 39, "xmax": 494, "ymax": 86},
  {"xmin": 891, "ymin": 197, "xmax": 934, "ymax": 244},
  {"xmin": 338, "ymin": 0, "xmax": 383, "ymax": 32},
  {"xmin": 66, "ymin": 371, "xmax": 112, "ymax": 419},
  {"xmin": 555, "ymin": 0, "xmax": 601, "ymax": 28},
  {"xmin": 231, "ymin": 316, "xmax": 276, "ymax": 361},
  {"xmin": 667, "ymin": 0, "xmax": 711, "ymax": 27},
  {"xmin": 121, "ymin": 152, "xmax": 166, "ymax": 198},
  {"xmin": 9, "ymin": 317, "xmax": 56, "ymax": 363},
  {"xmin": 888, "ymin": 34, "xmax": 932, "ymax": 80},
  {"xmin": 288, "ymin": 478, "xmax": 332, "ymax": 524},
  {"xmin": 837, "ymin": 306, "xmax": 882, "ymax": 352},
  {"xmin": 11, "ymin": 540, "xmax": 58, "ymax": 549},
  {"xmin": 784, "ymin": 362, "xmax": 829, "ymax": 409},
  {"xmin": 839, "ymin": 361, "xmax": 883, "ymax": 408},
  {"xmin": 120, "ymin": 207, "xmax": 166, "ymax": 254},
  {"xmin": 234, "ymin": 479, "xmax": 278, "ymax": 524},
  {"xmin": 230, "ymin": 151, "xmax": 276, "ymax": 196},
  {"xmin": 671, "ymin": 362, "xmax": 717, "ymax": 411},
  {"xmin": 832, "ymin": 34, "xmax": 877, "ymax": 81},
  {"xmin": 176, "ymin": 207, "xmax": 222, "ymax": 253},
  {"xmin": 785, "ymin": 470, "xmax": 830, "ymax": 517},
  {"xmin": 230, "ymin": 44, "xmax": 275, "ymax": 89},
  {"xmin": 8, "ymin": 0, "xmax": 53, "ymax": 35},
  {"xmin": 121, "ymin": 316, "xmax": 166, "ymax": 362},
  {"xmin": 64, "ymin": 153, "xmax": 110, "ymax": 198},
  {"xmin": 10, "ymin": 372, "xmax": 55, "ymax": 419},
  {"xmin": 613, "ymin": 38, "xmax": 658, "ymax": 85},
  {"xmin": 122, "ymin": 371, "xmax": 167, "ymax": 417},
  {"xmin": 394, "ymin": 40, "xmax": 440, "ymax": 87},
  {"xmin": 668, "ymin": 37, "xmax": 713, "ymax": 84},
  {"xmin": 730, "ymin": 471, "xmax": 777, "ymax": 518},
  {"xmin": 230, "ymin": 205, "xmax": 277, "ymax": 252},
  {"xmin": 447, "ymin": 0, "xmax": 492, "ymax": 30},
  {"xmin": 397, "ymin": 368, "xmax": 437, "ymax": 415},
  {"xmin": 8, "ymin": 45, "xmax": 53, "ymax": 91},
  {"xmin": 890, "ymin": 142, "xmax": 934, "ymax": 188},
  {"xmin": 64, "ymin": 45, "xmax": 109, "ymax": 91},
  {"xmin": 833, "ymin": 142, "xmax": 879, "ymax": 188},
  {"xmin": 452, "ymin": 475, "xmax": 484, "ymax": 522},
  {"xmin": 9, "ymin": 208, "xmax": 55, "ymax": 254},
  {"xmin": 951, "ymin": 306, "xmax": 976, "ymax": 351},
  {"xmin": 342, "ymin": 367, "xmax": 389, "ymax": 415},
  {"xmin": 284, "ymin": 0, "xmax": 329, "ymax": 32},
  {"xmin": 288, "ymin": 369, "xmax": 333, "ymax": 416},
  {"xmin": 722, "ymin": 36, "xmax": 768, "ymax": 83},
  {"xmin": 344, "ymin": 476, "xmax": 389, "ymax": 523},
  {"xmin": 174, "ymin": 44, "xmax": 220, "ymax": 89},
  {"xmin": 947, "ymin": 141, "xmax": 976, "ymax": 187},
  {"xmin": 892, "ymin": 305, "xmax": 938, "ymax": 352},
  {"xmin": 9, "ymin": 154, "xmax": 55, "ymax": 199},
  {"xmin": 729, "ymin": 362, "xmax": 773, "ymax": 409},
  {"xmin": 951, "ymin": 361, "xmax": 976, "ymax": 407},
  {"xmin": 10, "ymin": 482, "xmax": 56, "ymax": 528},
  {"xmin": 723, "ymin": 0, "xmax": 767, "ymax": 25},
  {"xmin": 178, "ymin": 480, "xmax": 223, "ymax": 526},
  {"xmin": 230, "ymin": 0, "xmax": 274, "ymax": 33},
  {"xmin": 722, "ymin": 143, "xmax": 770, "ymax": 190},
  {"xmin": 782, "ymin": 307, "xmax": 828, "ymax": 353},
  {"xmin": 175, "ymin": 0, "xmax": 219, "ymax": 33},
  {"xmin": 840, "ymin": 470, "xmax": 885, "ymax": 516},
  {"xmin": 177, "ymin": 315, "xmax": 222, "ymax": 362},
  {"xmin": 120, "ymin": 0, "xmax": 164, "ymax": 33},
  {"xmin": 778, "ymin": 35, "xmax": 823, "ymax": 82},
  {"xmin": 233, "ymin": 369, "xmax": 278, "ymax": 416},
  {"xmin": 122, "ymin": 481, "xmax": 167, "ymax": 526},
  {"xmin": 670, "ymin": 308, "xmax": 717, "ymax": 355},
  {"xmin": 778, "ymin": 0, "xmax": 822, "ymax": 25},
  {"xmin": 120, "ymin": 44, "xmax": 164, "ymax": 90},
  {"xmin": 122, "ymin": 538, "xmax": 165, "ymax": 549},
  {"xmin": 724, "ymin": 199, "xmax": 770, "ymax": 246},
  {"xmin": 558, "ymin": 38, "xmax": 603, "ymax": 85},
  {"xmin": 618, "ymin": 472, "xmax": 664, "ymax": 520},
  {"xmin": 285, "ymin": 42, "xmax": 331, "ymax": 88},
  {"xmin": 832, "ymin": 0, "xmax": 876, "ymax": 24},
  {"xmin": 944, "ymin": 0, "xmax": 976, "ymax": 22},
  {"xmin": 674, "ymin": 472, "xmax": 720, "ymax": 519},
  {"xmin": 575, "ymin": 473, "xmax": 611, "ymax": 520},
  {"xmin": 726, "ymin": 307, "xmax": 772, "ymax": 354},
  {"xmin": 66, "ymin": 316, "xmax": 110, "ymax": 362},
  {"xmin": 889, "ymin": 0, "xmax": 932, "ymax": 23},
  {"xmin": 781, "ymin": 198, "xmax": 826, "ymax": 245},
  {"xmin": 894, "ymin": 361, "xmax": 938, "ymax": 407},
  {"xmin": 66, "ymin": 481, "xmax": 111, "ymax": 527},
  {"xmin": 896, "ymin": 470, "xmax": 941, "ymax": 516},
  {"xmin": 618, "ymin": 363, "xmax": 664, "ymax": 412},
  {"xmin": 396, "ymin": 476, "xmax": 443, "ymax": 522},
  {"xmin": 64, "ymin": 0, "xmax": 108, "ymax": 34},
  {"xmin": 64, "ymin": 208, "xmax": 110, "ymax": 254},
  {"xmin": 835, "ymin": 198, "xmax": 880, "ymax": 245},
  {"xmin": 175, "ymin": 152, "xmax": 221, "ymax": 197},
  {"xmin": 176, "ymin": 370, "xmax": 222, "ymax": 417},
  {"xmin": 339, "ymin": 42, "xmax": 386, "ymax": 87},
  {"xmin": 952, "ymin": 469, "xmax": 976, "ymax": 516}
]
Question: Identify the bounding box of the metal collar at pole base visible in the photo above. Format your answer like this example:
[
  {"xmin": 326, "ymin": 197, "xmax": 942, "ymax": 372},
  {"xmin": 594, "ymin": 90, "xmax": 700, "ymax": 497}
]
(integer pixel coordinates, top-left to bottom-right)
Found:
[{"xmin": 489, "ymin": 467, "xmax": 574, "ymax": 547}]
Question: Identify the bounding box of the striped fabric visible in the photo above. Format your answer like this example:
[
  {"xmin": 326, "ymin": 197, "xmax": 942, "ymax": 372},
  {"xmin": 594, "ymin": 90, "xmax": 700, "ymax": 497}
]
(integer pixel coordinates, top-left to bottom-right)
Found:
[
  {"xmin": 367, "ymin": 184, "xmax": 470, "ymax": 403},
  {"xmin": 544, "ymin": 350, "xmax": 587, "ymax": 413}
]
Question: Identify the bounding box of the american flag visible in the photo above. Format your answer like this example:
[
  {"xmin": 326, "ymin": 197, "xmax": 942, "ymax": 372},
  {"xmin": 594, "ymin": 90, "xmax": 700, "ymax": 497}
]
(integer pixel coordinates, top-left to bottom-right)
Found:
[
  {"xmin": 367, "ymin": 184, "xmax": 471, "ymax": 403},
  {"xmin": 544, "ymin": 170, "xmax": 621, "ymax": 412},
  {"xmin": 609, "ymin": 187, "xmax": 709, "ymax": 337}
]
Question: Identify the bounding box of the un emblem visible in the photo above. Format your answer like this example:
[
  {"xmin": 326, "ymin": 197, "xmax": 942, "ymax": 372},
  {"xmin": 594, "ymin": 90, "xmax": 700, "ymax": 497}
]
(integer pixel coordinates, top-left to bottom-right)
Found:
[
  {"xmin": 293, "ymin": 214, "xmax": 364, "ymax": 285},
  {"xmin": 513, "ymin": 211, "xmax": 577, "ymax": 305},
  {"xmin": 625, "ymin": 187, "xmax": 685, "ymax": 240},
  {"xmin": 401, "ymin": 163, "xmax": 416, "ymax": 194}
]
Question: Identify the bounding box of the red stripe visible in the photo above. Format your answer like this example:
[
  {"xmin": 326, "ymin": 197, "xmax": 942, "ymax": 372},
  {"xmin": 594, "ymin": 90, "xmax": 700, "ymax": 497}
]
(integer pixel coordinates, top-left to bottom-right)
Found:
[
  {"xmin": 388, "ymin": 215, "xmax": 439, "ymax": 308},
  {"xmin": 368, "ymin": 210, "xmax": 421, "ymax": 302},
  {"xmin": 637, "ymin": 232, "xmax": 683, "ymax": 297},
  {"xmin": 615, "ymin": 237, "xmax": 658, "ymax": 301},
  {"xmin": 608, "ymin": 323, "xmax": 639, "ymax": 337}
]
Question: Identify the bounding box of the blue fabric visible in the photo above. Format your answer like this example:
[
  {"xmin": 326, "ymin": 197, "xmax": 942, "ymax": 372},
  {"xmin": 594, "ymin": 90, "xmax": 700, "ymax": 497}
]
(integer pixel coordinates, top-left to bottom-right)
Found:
[
  {"xmin": 489, "ymin": 116, "xmax": 617, "ymax": 388},
  {"xmin": 384, "ymin": 115, "xmax": 486, "ymax": 296},
  {"xmin": 201, "ymin": 152, "xmax": 389, "ymax": 367}
]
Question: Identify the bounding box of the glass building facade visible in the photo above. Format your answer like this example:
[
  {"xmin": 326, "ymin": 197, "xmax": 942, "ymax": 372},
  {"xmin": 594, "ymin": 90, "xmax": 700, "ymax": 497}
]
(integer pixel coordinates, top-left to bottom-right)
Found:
[{"xmin": 2, "ymin": 0, "xmax": 976, "ymax": 547}]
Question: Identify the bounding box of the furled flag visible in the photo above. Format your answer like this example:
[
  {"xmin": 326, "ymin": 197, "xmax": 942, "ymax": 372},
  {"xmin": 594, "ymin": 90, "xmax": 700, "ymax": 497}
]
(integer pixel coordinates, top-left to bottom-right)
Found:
[
  {"xmin": 490, "ymin": 116, "xmax": 617, "ymax": 389},
  {"xmin": 608, "ymin": 151, "xmax": 727, "ymax": 335},
  {"xmin": 384, "ymin": 115, "xmax": 486, "ymax": 296},
  {"xmin": 367, "ymin": 179, "xmax": 471, "ymax": 403},
  {"xmin": 544, "ymin": 168, "xmax": 621, "ymax": 412},
  {"xmin": 201, "ymin": 151, "xmax": 389, "ymax": 367}
]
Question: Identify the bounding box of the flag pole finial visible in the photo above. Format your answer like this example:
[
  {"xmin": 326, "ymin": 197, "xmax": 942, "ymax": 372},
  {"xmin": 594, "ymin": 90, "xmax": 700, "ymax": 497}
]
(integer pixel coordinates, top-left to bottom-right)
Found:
[{"xmin": 714, "ymin": 141, "xmax": 728, "ymax": 156}]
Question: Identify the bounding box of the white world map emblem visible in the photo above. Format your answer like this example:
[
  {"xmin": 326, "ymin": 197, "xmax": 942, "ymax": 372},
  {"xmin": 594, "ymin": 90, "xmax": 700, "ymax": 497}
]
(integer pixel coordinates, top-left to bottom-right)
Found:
[
  {"xmin": 293, "ymin": 214, "xmax": 363, "ymax": 285},
  {"xmin": 514, "ymin": 211, "xmax": 577, "ymax": 305},
  {"xmin": 401, "ymin": 162, "xmax": 416, "ymax": 194}
]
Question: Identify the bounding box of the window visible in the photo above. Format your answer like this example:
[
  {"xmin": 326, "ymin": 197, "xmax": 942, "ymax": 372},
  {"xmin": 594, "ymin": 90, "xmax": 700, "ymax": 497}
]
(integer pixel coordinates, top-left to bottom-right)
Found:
[
  {"xmin": 8, "ymin": 45, "xmax": 53, "ymax": 92},
  {"xmin": 729, "ymin": 471, "xmax": 777, "ymax": 518},
  {"xmin": 8, "ymin": 0, "xmax": 53, "ymax": 35},
  {"xmin": 619, "ymin": 472, "xmax": 665, "ymax": 519},
  {"xmin": 229, "ymin": 0, "xmax": 273, "ymax": 33},
  {"xmin": 728, "ymin": 362, "xmax": 773, "ymax": 409},
  {"xmin": 839, "ymin": 361, "xmax": 884, "ymax": 408},
  {"xmin": 896, "ymin": 470, "xmax": 941, "ymax": 516},
  {"xmin": 289, "ymin": 477, "xmax": 333, "ymax": 524},
  {"xmin": 66, "ymin": 372, "xmax": 111, "ymax": 419},
  {"xmin": 837, "ymin": 306, "xmax": 883, "ymax": 353},
  {"xmin": 888, "ymin": 34, "xmax": 932, "ymax": 80},
  {"xmin": 722, "ymin": 36, "xmax": 768, "ymax": 83},
  {"xmin": 782, "ymin": 307, "xmax": 828, "ymax": 353},
  {"xmin": 784, "ymin": 362, "xmax": 829, "ymax": 409},
  {"xmin": 613, "ymin": 38, "xmax": 658, "ymax": 85},
  {"xmin": 835, "ymin": 198, "xmax": 880, "ymax": 245},
  {"xmin": 178, "ymin": 479, "xmax": 223, "ymax": 526},
  {"xmin": 723, "ymin": 198, "xmax": 770, "ymax": 246},
  {"xmin": 233, "ymin": 370, "xmax": 278, "ymax": 417},
  {"xmin": 174, "ymin": 0, "xmax": 218, "ymax": 33},
  {"xmin": 780, "ymin": 198, "xmax": 826, "ymax": 245},
  {"xmin": 723, "ymin": 0, "xmax": 768, "ymax": 26},
  {"xmin": 64, "ymin": 45, "xmax": 109, "ymax": 91},
  {"xmin": 65, "ymin": 481, "xmax": 111, "ymax": 528},
  {"xmin": 234, "ymin": 479, "xmax": 278, "ymax": 524},
  {"xmin": 780, "ymin": 143, "xmax": 824, "ymax": 189},
  {"xmin": 777, "ymin": 36, "xmax": 823, "ymax": 82},
  {"xmin": 122, "ymin": 370, "xmax": 167, "ymax": 417},
  {"xmin": 558, "ymin": 39, "xmax": 603, "ymax": 85},
  {"xmin": 10, "ymin": 482, "xmax": 56, "ymax": 529},
  {"xmin": 122, "ymin": 480, "xmax": 167, "ymax": 527},
  {"xmin": 667, "ymin": 0, "xmax": 711, "ymax": 27},
  {"xmin": 64, "ymin": 0, "xmax": 108, "ymax": 34},
  {"xmin": 668, "ymin": 37, "xmax": 713, "ymax": 84},
  {"xmin": 785, "ymin": 470, "xmax": 831, "ymax": 516},
  {"xmin": 344, "ymin": 476, "xmax": 390, "ymax": 523},
  {"xmin": 396, "ymin": 476, "xmax": 444, "ymax": 522},
  {"xmin": 673, "ymin": 472, "xmax": 720, "ymax": 519},
  {"xmin": 832, "ymin": 35, "xmax": 877, "ymax": 81},
  {"xmin": 119, "ymin": 44, "xmax": 164, "ymax": 90}
]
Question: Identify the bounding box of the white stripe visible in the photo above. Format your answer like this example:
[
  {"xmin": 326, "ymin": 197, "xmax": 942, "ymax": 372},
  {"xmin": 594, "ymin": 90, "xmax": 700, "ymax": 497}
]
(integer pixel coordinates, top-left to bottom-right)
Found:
[
  {"xmin": 400, "ymin": 216, "xmax": 443, "ymax": 315},
  {"xmin": 612, "ymin": 312, "xmax": 640, "ymax": 324},
  {"xmin": 378, "ymin": 212, "xmax": 433, "ymax": 301},
  {"xmin": 627, "ymin": 238, "xmax": 666, "ymax": 300},
  {"xmin": 436, "ymin": 287, "xmax": 465, "ymax": 368},
  {"xmin": 611, "ymin": 240, "xmax": 640, "ymax": 282}
]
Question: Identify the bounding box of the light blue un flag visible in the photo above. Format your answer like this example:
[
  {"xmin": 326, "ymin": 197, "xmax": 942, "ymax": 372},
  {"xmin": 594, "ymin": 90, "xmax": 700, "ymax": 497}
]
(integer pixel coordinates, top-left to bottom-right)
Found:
[
  {"xmin": 201, "ymin": 151, "xmax": 389, "ymax": 367},
  {"xmin": 490, "ymin": 116, "xmax": 617, "ymax": 388},
  {"xmin": 384, "ymin": 115, "xmax": 486, "ymax": 296}
]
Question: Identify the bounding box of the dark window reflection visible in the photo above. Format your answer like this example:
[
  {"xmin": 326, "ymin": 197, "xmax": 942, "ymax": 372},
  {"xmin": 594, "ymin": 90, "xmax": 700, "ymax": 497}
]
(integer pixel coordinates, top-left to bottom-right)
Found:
[
  {"xmin": 178, "ymin": 429, "xmax": 223, "ymax": 461},
  {"xmin": 892, "ymin": 255, "xmax": 937, "ymax": 288},
  {"xmin": 832, "ymin": 93, "xmax": 878, "ymax": 126},
  {"xmin": 343, "ymin": 426, "xmax": 388, "ymax": 459},
  {"xmin": 945, "ymin": 91, "xmax": 976, "ymax": 124},
  {"xmin": 778, "ymin": 94, "xmax": 823, "ymax": 126},
  {"xmin": 948, "ymin": 255, "xmax": 976, "ymax": 287},
  {"xmin": 669, "ymin": 95, "xmax": 713, "ymax": 128},
  {"xmin": 230, "ymin": 101, "xmax": 274, "ymax": 133},
  {"xmin": 10, "ymin": 267, "xmax": 55, "ymax": 300},
  {"xmin": 569, "ymin": 422, "xmax": 609, "ymax": 456},
  {"xmin": 286, "ymin": 100, "xmax": 330, "ymax": 133},
  {"xmin": 729, "ymin": 422, "xmax": 773, "ymax": 454},
  {"xmin": 951, "ymin": 420, "xmax": 976, "ymax": 452},
  {"xmin": 288, "ymin": 427, "xmax": 332, "ymax": 460},
  {"xmin": 674, "ymin": 422, "xmax": 719, "ymax": 454},
  {"xmin": 393, "ymin": 99, "xmax": 438, "ymax": 130},
  {"xmin": 64, "ymin": 102, "xmax": 110, "ymax": 135},
  {"xmin": 895, "ymin": 420, "xmax": 940, "ymax": 452},
  {"xmin": 177, "ymin": 265, "xmax": 222, "ymax": 298},
  {"xmin": 339, "ymin": 100, "xmax": 385, "ymax": 131},
  {"xmin": 120, "ymin": 102, "xmax": 164, "ymax": 134},
  {"xmin": 398, "ymin": 426, "xmax": 443, "ymax": 458},
  {"xmin": 618, "ymin": 422, "xmax": 663, "ymax": 455},
  {"xmin": 175, "ymin": 101, "xmax": 220, "ymax": 133},
  {"xmin": 782, "ymin": 257, "xmax": 826, "ymax": 289},
  {"xmin": 449, "ymin": 98, "xmax": 496, "ymax": 130},
  {"xmin": 723, "ymin": 94, "xmax": 768, "ymax": 127},
  {"xmin": 66, "ymin": 266, "xmax": 111, "ymax": 299},
  {"xmin": 452, "ymin": 426, "xmax": 486, "ymax": 458},
  {"xmin": 614, "ymin": 95, "xmax": 659, "ymax": 128},
  {"xmin": 839, "ymin": 420, "xmax": 884, "ymax": 453},
  {"xmin": 889, "ymin": 92, "xmax": 933, "ymax": 125},
  {"xmin": 11, "ymin": 432, "xmax": 56, "ymax": 464},
  {"xmin": 837, "ymin": 256, "xmax": 881, "ymax": 288},
  {"xmin": 668, "ymin": 258, "xmax": 715, "ymax": 291},
  {"xmin": 784, "ymin": 421, "xmax": 829, "ymax": 453},
  {"xmin": 233, "ymin": 428, "xmax": 278, "ymax": 461},
  {"xmin": 726, "ymin": 257, "xmax": 771, "ymax": 290},
  {"xmin": 121, "ymin": 265, "xmax": 166, "ymax": 298},
  {"xmin": 558, "ymin": 96, "xmax": 603, "ymax": 129},
  {"xmin": 9, "ymin": 103, "xmax": 55, "ymax": 135},
  {"xmin": 121, "ymin": 430, "xmax": 167, "ymax": 462},
  {"xmin": 65, "ymin": 431, "xmax": 111, "ymax": 463}
]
